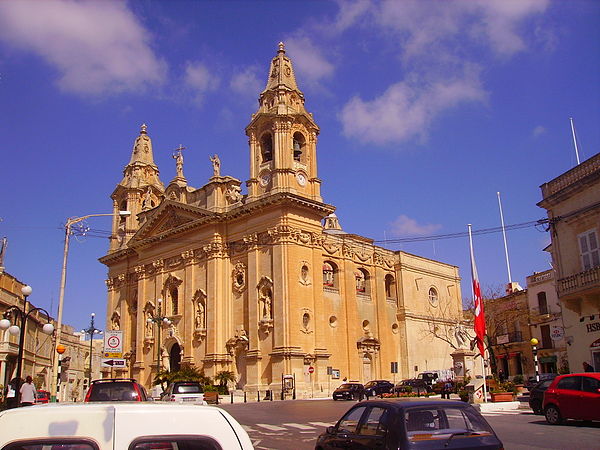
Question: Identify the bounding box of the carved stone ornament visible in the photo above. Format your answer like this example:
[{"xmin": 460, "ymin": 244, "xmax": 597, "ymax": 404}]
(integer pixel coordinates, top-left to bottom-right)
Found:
[
  {"xmin": 322, "ymin": 241, "xmax": 341, "ymax": 255},
  {"xmin": 232, "ymin": 262, "xmax": 247, "ymax": 294},
  {"xmin": 110, "ymin": 311, "xmax": 121, "ymax": 331},
  {"xmin": 356, "ymin": 335, "xmax": 380, "ymax": 354},
  {"xmin": 226, "ymin": 329, "xmax": 249, "ymax": 355},
  {"xmin": 259, "ymin": 318, "xmax": 274, "ymax": 335}
]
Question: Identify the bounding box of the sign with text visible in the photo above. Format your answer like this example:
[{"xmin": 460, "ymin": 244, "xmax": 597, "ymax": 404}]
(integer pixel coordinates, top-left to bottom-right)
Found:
[
  {"xmin": 101, "ymin": 358, "xmax": 126, "ymax": 368},
  {"xmin": 550, "ymin": 326, "xmax": 564, "ymax": 341},
  {"xmin": 103, "ymin": 330, "xmax": 123, "ymax": 358}
]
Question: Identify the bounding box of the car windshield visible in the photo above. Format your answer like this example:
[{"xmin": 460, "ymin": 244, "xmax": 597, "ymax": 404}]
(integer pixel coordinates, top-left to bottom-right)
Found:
[
  {"xmin": 338, "ymin": 384, "xmax": 357, "ymax": 389},
  {"xmin": 88, "ymin": 382, "xmax": 139, "ymax": 401},
  {"xmin": 405, "ymin": 405, "xmax": 494, "ymax": 446},
  {"xmin": 174, "ymin": 384, "xmax": 203, "ymax": 394},
  {"xmin": 364, "ymin": 382, "xmax": 376, "ymax": 388}
]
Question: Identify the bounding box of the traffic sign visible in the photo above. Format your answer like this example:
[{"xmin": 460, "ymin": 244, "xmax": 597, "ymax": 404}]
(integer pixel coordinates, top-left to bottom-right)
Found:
[
  {"xmin": 102, "ymin": 358, "xmax": 126, "ymax": 368},
  {"xmin": 103, "ymin": 331, "xmax": 123, "ymax": 358},
  {"xmin": 308, "ymin": 366, "xmax": 314, "ymax": 374}
]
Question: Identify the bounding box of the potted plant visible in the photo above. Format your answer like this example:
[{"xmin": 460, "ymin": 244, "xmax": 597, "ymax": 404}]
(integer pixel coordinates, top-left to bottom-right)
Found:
[
  {"xmin": 512, "ymin": 375, "xmax": 525, "ymax": 393},
  {"xmin": 490, "ymin": 381, "xmax": 517, "ymax": 402}
]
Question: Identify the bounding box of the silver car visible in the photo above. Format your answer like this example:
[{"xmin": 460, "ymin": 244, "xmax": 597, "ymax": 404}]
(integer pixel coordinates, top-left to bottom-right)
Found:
[{"xmin": 161, "ymin": 380, "xmax": 207, "ymax": 404}]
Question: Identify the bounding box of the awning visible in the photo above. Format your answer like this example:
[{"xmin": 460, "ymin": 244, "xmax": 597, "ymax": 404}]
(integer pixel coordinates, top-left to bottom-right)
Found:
[{"xmin": 591, "ymin": 337, "xmax": 600, "ymax": 349}]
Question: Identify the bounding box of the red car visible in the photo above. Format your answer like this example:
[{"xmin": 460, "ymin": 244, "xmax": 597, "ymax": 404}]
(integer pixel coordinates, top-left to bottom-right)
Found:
[
  {"xmin": 35, "ymin": 390, "xmax": 50, "ymax": 404},
  {"xmin": 543, "ymin": 372, "xmax": 600, "ymax": 424}
]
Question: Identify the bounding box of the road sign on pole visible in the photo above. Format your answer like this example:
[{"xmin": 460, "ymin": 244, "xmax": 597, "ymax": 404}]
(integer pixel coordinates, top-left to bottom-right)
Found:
[{"xmin": 103, "ymin": 331, "xmax": 123, "ymax": 358}]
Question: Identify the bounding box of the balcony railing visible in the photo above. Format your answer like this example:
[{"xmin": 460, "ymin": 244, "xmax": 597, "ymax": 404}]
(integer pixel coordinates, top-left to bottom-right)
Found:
[
  {"xmin": 496, "ymin": 331, "xmax": 523, "ymax": 345},
  {"xmin": 557, "ymin": 266, "xmax": 600, "ymax": 296},
  {"xmin": 540, "ymin": 152, "xmax": 600, "ymax": 198}
]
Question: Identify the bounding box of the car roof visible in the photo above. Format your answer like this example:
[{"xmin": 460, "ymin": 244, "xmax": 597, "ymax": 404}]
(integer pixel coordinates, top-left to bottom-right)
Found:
[
  {"xmin": 0, "ymin": 403, "xmax": 252, "ymax": 449},
  {"xmin": 351, "ymin": 398, "xmax": 472, "ymax": 410},
  {"xmin": 554, "ymin": 372, "xmax": 600, "ymax": 381}
]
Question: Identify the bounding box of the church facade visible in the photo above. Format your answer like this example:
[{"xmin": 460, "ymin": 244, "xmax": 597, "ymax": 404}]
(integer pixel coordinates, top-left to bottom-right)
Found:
[{"xmin": 100, "ymin": 43, "xmax": 463, "ymax": 395}]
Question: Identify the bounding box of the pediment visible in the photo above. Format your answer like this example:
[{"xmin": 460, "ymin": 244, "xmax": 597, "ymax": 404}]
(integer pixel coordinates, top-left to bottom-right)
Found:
[{"xmin": 132, "ymin": 200, "xmax": 213, "ymax": 242}]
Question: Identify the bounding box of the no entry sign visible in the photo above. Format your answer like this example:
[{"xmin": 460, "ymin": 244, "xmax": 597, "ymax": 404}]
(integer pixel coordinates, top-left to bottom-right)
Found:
[{"xmin": 103, "ymin": 330, "xmax": 123, "ymax": 358}]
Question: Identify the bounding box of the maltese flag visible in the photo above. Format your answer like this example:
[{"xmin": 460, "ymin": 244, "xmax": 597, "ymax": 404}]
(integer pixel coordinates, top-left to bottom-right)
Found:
[{"xmin": 468, "ymin": 225, "xmax": 486, "ymax": 357}]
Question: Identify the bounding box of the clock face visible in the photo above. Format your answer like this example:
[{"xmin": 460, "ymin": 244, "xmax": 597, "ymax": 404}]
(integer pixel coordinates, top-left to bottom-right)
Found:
[
  {"xmin": 296, "ymin": 172, "xmax": 307, "ymax": 186},
  {"xmin": 259, "ymin": 171, "xmax": 271, "ymax": 187}
]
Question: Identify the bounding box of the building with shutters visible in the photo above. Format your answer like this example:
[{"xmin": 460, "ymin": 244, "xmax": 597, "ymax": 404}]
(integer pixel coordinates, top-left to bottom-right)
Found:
[{"xmin": 99, "ymin": 43, "xmax": 464, "ymax": 396}]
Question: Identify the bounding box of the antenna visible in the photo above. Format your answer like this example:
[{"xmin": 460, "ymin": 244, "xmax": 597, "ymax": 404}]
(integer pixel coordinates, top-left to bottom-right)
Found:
[{"xmin": 569, "ymin": 117, "xmax": 581, "ymax": 165}]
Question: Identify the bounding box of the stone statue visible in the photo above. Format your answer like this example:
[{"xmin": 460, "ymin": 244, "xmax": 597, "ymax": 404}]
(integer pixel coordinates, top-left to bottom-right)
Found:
[
  {"xmin": 195, "ymin": 302, "xmax": 205, "ymax": 329},
  {"xmin": 173, "ymin": 147, "xmax": 184, "ymax": 178},
  {"xmin": 454, "ymin": 324, "xmax": 470, "ymax": 348},
  {"xmin": 142, "ymin": 187, "xmax": 152, "ymax": 210},
  {"xmin": 210, "ymin": 154, "xmax": 221, "ymax": 177},
  {"xmin": 262, "ymin": 291, "xmax": 272, "ymax": 320}
]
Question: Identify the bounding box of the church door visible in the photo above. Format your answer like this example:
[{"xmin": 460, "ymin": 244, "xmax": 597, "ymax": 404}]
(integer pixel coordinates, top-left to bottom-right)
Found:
[{"xmin": 169, "ymin": 343, "xmax": 181, "ymax": 372}]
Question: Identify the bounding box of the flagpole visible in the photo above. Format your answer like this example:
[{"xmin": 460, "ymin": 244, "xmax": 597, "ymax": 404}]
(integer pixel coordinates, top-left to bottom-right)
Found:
[
  {"xmin": 569, "ymin": 117, "xmax": 581, "ymax": 165},
  {"xmin": 497, "ymin": 192, "xmax": 512, "ymax": 284},
  {"xmin": 468, "ymin": 224, "xmax": 487, "ymax": 402}
]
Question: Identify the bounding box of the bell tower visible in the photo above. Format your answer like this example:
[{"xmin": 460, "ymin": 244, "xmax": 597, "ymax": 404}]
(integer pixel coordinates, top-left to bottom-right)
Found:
[
  {"xmin": 109, "ymin": 124, "xmax": 165, "ymax": 251},
  {"xmin": 246, "ymin": 42, "xmax": 322, "ymax": 202}
]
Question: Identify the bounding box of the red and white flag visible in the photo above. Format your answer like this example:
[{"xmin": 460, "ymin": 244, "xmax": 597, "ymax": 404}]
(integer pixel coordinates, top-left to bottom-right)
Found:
[{"xmin": 468, "ymin": 225, "xmax": 486, "ymax": 357}]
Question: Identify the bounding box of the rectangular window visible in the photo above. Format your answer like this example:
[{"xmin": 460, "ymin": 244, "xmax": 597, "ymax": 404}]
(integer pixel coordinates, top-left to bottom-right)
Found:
[
  {"xmin": 537, "ymin": 292, "xmax": 548, "ymax": 315},
  {"xmin": 540, "ymin": 325, "xmax": 553, "ymax": 349},
  {"xmin": 579, "ymin": 229, "xmax": 600, "ymax": 271}
]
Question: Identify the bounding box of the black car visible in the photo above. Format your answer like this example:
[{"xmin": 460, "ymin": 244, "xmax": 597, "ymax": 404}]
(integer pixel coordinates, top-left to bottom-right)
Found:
[
  {"xmin": 84, "ymin": 378, "xmax": 149, "ymax": 402},
  {"xmin": 525, "ymin": 373, "xmax": 557, "ymax": 391},
  {"xmin": 364, "ymin": 380, "xmax": 394, "ymax": 397},
  {"xmin": 316, "ymin": 399, "xmax": 503, "ymax": 450},
  {"xmin": 332, "ymin": 383, "xmax": 365, "ymax": 400},
  {"xmin": 393, "ymin": 379, "xmax": 431, "ymax": 395},
  {"xmin": 528, "ymin": 379, "xmax": 554, "ymax": 414}
]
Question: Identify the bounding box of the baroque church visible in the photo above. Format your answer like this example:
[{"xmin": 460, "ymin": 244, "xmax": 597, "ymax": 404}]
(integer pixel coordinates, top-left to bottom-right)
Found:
[{"xmin": 100, "ymin": 43, "xmax": 463, "ymax": 395}]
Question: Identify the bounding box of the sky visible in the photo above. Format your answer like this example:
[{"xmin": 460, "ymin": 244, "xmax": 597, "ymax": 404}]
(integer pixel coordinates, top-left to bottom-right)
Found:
[{"xmin": 0, "ymin": 0, "xmax": 599, "ymax": 334}]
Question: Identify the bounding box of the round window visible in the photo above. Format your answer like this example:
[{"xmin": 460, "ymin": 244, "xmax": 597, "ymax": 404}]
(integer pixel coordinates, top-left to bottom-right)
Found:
[
  {"xmin": 428, "ymin": 288, "xmax": 439, "ymax": 306},
  {"xmin": 329, "ymin": 316, "xmax": 337, "ymax": 327}
]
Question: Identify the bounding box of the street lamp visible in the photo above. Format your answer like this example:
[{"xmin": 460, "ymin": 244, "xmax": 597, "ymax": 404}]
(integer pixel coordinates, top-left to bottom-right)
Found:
[
  {"xmin": 0, "ymin": 285, "xmax": 54, "ymax": 406},
  {"xmin": 81, "ymin": 312, "xmax": 103, "ymax": 385},
  {"xmin": 530, "ymin": 338, "xmax": 540, "ymax": 383},
  {"xmin": 50, "ymin": 210, "xmax": 131, "ymax": 402},
  {"xmin": 146, "ymin": 299, "xmax": 171, "ymax": 373}
]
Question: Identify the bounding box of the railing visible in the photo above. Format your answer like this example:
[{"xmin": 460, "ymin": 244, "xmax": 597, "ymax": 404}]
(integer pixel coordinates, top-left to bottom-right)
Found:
[
  {"xmin": 540, "ymin": 153, "xmax": 600, "ymax": 198},
  {"xmin": 496, "ymin": 331, "xmax": 523, "ymax": 345},
  {"xmin": 557, "ymin": 266, "xmax": 600, "ymax": 296}
]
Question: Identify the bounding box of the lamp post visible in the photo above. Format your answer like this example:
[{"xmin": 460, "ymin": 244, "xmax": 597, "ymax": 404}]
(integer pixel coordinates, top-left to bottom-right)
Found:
[
  {"xmin": 146, "ymin": 299, "xmax": 171, "ymax": 373},
  {"xmin": 81, "ymin": 313, "xmax": 103, "ymax": 385},
  {"xmin": 50, "ymin": 210, "xmax": 131, "ymax": 402},
  {"xmin": 530, "ymin": 338, "xmax": 540, "ymax": 383},
  {"xmin": 0, "ymin": 285, "xmax": 54, "ymax": 407}
]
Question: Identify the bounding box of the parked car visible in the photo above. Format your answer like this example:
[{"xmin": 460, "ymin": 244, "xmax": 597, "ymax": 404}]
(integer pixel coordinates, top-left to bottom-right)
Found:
[
  {"xmin": 332, "ymin": 382, "xmax": 365, "ymax": 400},
  {"xmin": 393, "ymin": 378, "xmax": 431, "ymax": 395},
  {"xmin": 0, "ymin": 402, "xmax": 253, "ymax": 449},
  {"xmin": 35, "ymin": 390, "xmax": 50, "ymax": 404},
  {"xmin": 161, "ymin": 380, "xmax": 207, "ymax": 404},
  {"xmin": 363, "ymin": 380, "xmax": 394, "ymax": 397},
  {"xmin": 316, "ymin": 398, "xmax": 503, "ymax": 450},
  {"xmin": 528, "ymin": 379, "xmax": 554, "ymax": 414},
  {"xmin": 417, "ymin": 371, "xmax": 439, "ymax": 388},
  {"xmin": 84, "ymin": 378, "xmax": 149, "ymax": 402},
  {"xmin": 543, "ymin": 373, "xmax": 600, "ymax": 424},
  {"xmin": 526, "ymin": 373, "xmax": 558, "ymax": 391}
]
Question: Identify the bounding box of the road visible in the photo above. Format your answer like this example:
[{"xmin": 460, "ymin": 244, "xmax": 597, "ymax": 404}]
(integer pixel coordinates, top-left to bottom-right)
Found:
[{"xmin": 219, "ymin": 399, "xmax": 600, "ymax": 450}]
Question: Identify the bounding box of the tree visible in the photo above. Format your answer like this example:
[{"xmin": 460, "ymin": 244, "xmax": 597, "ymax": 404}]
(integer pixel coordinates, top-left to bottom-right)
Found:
[{"xmin": 214, "ymin": 370, "xmax": 236, "ymax": 394}]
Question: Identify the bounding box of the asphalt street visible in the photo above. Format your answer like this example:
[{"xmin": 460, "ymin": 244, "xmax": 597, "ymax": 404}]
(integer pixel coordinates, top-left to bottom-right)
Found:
[{"xmin": 218, "ymin": 398, "xmax": 600, "ymax": 450}]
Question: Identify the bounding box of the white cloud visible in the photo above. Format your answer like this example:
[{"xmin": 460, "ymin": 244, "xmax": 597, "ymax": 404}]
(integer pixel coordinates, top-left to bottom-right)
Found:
[
  {"xmin": 230, "ymin": 66, "xmax": 262, "ymax": 98},
  {"xmin": 390, "ymin": 215, "xmax": 442, "ymax": 237},
  {"xmin": 532, "ymin": 125, "xmax": 546, "ymax": 137},
  {"xmin": 184, "ymin": 61, "xmax": 220, "ymax": 103},
  {"xmin": 0, "ymin": 0, "xmax": 166, "ymax": 96},
  {"xmin": 285, "ymin": 37, "xmax": 335, "ymax": 86},
  {"xmin": 341, "ymin": 67, "xmax": 486, "ymax": 145}
]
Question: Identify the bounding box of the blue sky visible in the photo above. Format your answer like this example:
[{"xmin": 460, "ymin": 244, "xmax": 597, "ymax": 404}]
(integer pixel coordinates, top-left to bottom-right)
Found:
[{"xmin": 0, "ymin": 0, "xmax": 598, "ymax": 333}]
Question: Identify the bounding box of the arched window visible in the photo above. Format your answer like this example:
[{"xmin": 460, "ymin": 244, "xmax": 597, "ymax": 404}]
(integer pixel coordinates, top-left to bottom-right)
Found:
[
  {"xmin": 261, "ymin": 133, "xmax": 273, "ymax": 163},
  {"xmin": 385, "ymin": 274, "xmax": 396, "ymax": 298},
  {"xmin": 323, "ymin": 261, "xmax": 337, "ymax": 288},
  {"xmin": 537, "ymin": 291, "xmax": 548, "ymax": 315},
  {"xmin": 292, "ymin": 132, "xmax": 305, "ymax": 162},
  {"xmin": 355, "ymin": 268, "xmax": 369, "ymax": 294}
]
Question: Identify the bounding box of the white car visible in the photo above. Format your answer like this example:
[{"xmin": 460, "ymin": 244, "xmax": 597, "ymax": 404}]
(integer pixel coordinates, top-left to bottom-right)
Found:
[
  {"xmin": 161, "ymin": 380, "xmax": 207, "ymax": 404},
  {"xmin": 0, "ymin": 402, "xmax": 253, "ymax": 449}
]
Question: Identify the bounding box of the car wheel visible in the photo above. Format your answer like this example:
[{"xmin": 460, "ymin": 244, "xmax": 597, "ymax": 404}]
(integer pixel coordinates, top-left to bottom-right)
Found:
[{"xmin": 545, "ymin": 405, "xmax": 563, "ymax": 425}]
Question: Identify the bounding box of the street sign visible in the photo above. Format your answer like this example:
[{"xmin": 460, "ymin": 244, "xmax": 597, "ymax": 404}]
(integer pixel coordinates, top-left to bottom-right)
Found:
[
  {"xmin": 550, "ymin": 326, "xmax": 564, "ymax": 341},
  {"xmin": 308, "ymin": 366, "xmax": 314, "ymax": 374},
  {"xmin": 102, "ymin": 358, "xmax": 126, "ymax": 368},
  {"xmin": 103, "ymin": 330, "xmax": 123, "ymax": 358}
]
